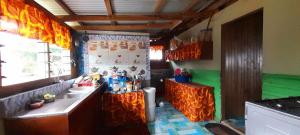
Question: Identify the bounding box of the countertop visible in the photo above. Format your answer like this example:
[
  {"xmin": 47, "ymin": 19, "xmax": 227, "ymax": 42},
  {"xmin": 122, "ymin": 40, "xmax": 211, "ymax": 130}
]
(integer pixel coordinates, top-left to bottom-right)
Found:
[{"xmin": 7, "ymin": 85, "xmax": 102, "ymax": 119}]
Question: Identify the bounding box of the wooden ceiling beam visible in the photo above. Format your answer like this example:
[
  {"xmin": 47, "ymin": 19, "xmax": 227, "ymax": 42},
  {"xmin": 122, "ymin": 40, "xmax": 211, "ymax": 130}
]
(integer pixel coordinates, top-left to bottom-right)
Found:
[
  {"xmin": 170, "ymin": 0, "xmax": 200, "ymax": 31},
  {"xmin": 54, "ymin": 0, "xmax": 84, "ymax": 26},
  {"xmin": 150, "ymin": 0, "xmax": 167, "ymax": 25},
  {"xmin": 55, "ymin": 0, "xmax": 75, "ymax": 15},
  {"xmin": 57, "ymin": 13, "xmax": 209, "ymax": 22},
  {"xmin": 158, "ymin": 0, "xmax": 238, "ymax": 40},
  {"xmin": 170, "ymin": 20, "xmax": 182, "ymax": 30},
  {"xmin": 154, "ymin": 0, "xmax": 167, "ymax": 14},
  {"xmin": 104, "ymin": 0, "xmax": 116, "ymax": 25},
  {"xmin": 73, "ymin": 23, "xmax": 173, "ymax": 31},
  {"xmin": 104, "ymin": 0, "xmax": 113, "ymax": 15}
]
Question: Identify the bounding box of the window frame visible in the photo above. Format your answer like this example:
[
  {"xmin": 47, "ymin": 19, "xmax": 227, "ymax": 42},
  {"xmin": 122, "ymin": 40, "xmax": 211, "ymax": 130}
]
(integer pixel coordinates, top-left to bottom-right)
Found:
[
  {"xmin": 149, "ymin": 45, "xmax": 164, "ymax": 61},
  {"xmin": 0, "ymin": 35, "xmax": 73, "ymax": 97},
  {"xmin": 48, "ymin": 44, "xmax": 72, "ymax": 78},
  {"xmin": 0, "ymin": 75, "xmax": 72, "ymax": 98}
]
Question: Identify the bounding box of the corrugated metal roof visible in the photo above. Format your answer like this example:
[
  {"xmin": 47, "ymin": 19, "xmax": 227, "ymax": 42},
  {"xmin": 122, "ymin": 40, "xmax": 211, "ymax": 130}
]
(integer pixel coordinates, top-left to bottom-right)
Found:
[
  {"xmin": 63, "ymin": 0, "xmax": 107, "ymax": 15},
  {"xmin": 162, "ymin": 0, "xmax": 193, "ymax": 13},
  {"xmin": 112, "ymin": 0, "xmax": 155, "ymax": 14},
  {"xmin": 33, "ymin": 0, "xmax": 216, "ymax": 35},
  {"xmin": 193, "ymin": 0, "xmax": 215, "ymax": 12},
  {"xmin": 34, "ymin": 0, "xmax": 69, "ymax": 15}
]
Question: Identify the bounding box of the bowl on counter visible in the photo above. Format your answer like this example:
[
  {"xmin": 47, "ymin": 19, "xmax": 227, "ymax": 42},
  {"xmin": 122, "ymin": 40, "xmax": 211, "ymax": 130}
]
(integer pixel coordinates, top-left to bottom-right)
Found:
[
  {"xmin": 29, "ymin": 99, "xmax": 45, "ymax": 109},
  {"xmin": 43, "ymin": 93, "xmax": 56, "ymax": 103}
]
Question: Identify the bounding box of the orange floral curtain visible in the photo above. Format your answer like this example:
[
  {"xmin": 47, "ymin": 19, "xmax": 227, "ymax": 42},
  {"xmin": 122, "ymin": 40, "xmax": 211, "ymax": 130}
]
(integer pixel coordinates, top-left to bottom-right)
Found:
[
  {"xmin": 0, "ymin": 0, "xmax": 71, "ymax": 49},
  {"xmin": 102, "ymin": 91, "xmax": 146, "ymax": 127},
  {"xmin": 165, "ymin": 79, "xmax": 215, "ymax": 122}
]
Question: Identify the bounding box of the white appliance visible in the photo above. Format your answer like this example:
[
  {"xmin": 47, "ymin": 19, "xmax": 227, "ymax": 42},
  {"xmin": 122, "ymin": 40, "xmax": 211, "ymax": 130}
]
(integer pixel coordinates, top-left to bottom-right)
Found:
[
  {"xmin": 245, "ymin": 98, "xmax": 300, "ymax": 135},
  {"xmin": 143, "ymin": 87, "xmax": 156, "ymax": 122}
]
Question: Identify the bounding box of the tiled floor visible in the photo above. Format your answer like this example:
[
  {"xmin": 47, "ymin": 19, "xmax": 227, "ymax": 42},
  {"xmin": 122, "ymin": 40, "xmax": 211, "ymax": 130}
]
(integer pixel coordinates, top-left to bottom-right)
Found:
[
  {"xmin": 223, "ymin": 117, "xmax": 245, "ymax": 133},
  {"xmin": 147, "ymin": 100, "xmax": 215, "ymax": 135},
  {"xmin": 226, "ymin": 117, "xmax": 245, "ymax": 130}
]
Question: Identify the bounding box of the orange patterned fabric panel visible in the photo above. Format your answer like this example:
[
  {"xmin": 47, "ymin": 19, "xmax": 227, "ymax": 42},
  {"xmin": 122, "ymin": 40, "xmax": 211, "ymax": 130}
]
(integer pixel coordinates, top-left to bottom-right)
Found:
[
  {"xmin": 165, "ymin": 79, "xmax": 215, "ymax": 122},
  {"xmin": 0, "ymin": 0, "xmax": 71, "ymax": 49},
  {"xmin": 102, "ymin": 91, "xmax": 146, "ymax": 127},
  {"xmin": 166, "ymin": 43, "xmax": 202, "ymax": 61}
]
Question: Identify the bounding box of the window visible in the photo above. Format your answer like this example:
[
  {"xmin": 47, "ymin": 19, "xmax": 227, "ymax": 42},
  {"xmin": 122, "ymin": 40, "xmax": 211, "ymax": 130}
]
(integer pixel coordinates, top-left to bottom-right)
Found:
[
  {"xmin": 0, "ymin": 32, "xmax": 71, "ymax": 86},
  {"xmin": 49, "ymin": 45, "xmax": 71, "ymax": 77},
  {"xmin": 150, "ymin": 46, "xmax": 164, "ymax": 60}
]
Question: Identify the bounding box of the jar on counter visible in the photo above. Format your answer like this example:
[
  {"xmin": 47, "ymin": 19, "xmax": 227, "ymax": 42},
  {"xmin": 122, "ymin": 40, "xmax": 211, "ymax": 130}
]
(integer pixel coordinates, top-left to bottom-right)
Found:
[
  {"xmin": 113, "ymin": 82, "xmax": 120, "ymax": 92},
  {"xmin": 135, "ymin": 80, "xmax": 141, "ymax": 90},
  {"xmin": 126, "ymin": 81, "xmax": 133, "ymax": 92}
]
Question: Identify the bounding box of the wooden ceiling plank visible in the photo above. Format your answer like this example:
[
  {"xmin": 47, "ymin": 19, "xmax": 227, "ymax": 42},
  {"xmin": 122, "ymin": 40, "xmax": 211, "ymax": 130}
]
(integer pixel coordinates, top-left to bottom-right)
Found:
[
  {"xmin": 170, "ymin": 20, "xmax": 182, "ymax": 30},
  {"xmin": 104, "ymin": 0, "xmax": 116, "ymax": 25},
  {"xmin": 150, "ymin": 0, "xmax": 167, "ymax": 25},
  {"xmin": 171, "ymin": 0, "xmax": 200, "ymax": 32},
  {"xmin": 55, "ymin": 0, "xmax": 75, "ymax": 15},
  {"xmin": 73, "ymin": 23, "xmax": 173, "ymax": 31},
  {"xmin": 104, "ymin": 0, "xmax": 113, "ymax": 15},
  {"xmin": 154, "ymin": 0, "xmax": 167, "ymax": 14},
  {"xmin": 54, "ymin": 0, "xmax": 84, "ymax": 26}
]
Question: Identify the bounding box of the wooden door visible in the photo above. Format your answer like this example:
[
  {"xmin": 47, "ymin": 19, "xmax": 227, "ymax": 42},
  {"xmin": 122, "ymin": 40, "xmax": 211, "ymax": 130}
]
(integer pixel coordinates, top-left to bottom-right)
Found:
[{"xmin": 221, "ymin": 10, "xmax": 263, "ymax": 119}]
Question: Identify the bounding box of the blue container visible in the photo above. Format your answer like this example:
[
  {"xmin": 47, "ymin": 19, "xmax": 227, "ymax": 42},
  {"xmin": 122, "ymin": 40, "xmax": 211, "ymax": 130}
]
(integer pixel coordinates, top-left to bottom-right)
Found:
[
  {"xmin": 118, "ymin": 76, "xmax": 127, "ymax": 88},
  {"xmin": 175, "ymin": 75, "xmax": 190, "ymax": 83},
  {"xmin": 107, "ymin": 77, "xmax": 113, "ymax": 91}
]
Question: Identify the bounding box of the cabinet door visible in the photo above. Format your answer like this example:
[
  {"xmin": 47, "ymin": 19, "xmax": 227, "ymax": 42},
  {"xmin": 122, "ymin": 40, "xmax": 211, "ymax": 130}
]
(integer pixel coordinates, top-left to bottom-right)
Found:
[
  {"xmin": 69, "ymin": 90, "xmax": 100, "ymax": 135},
  {"xmin": 4, "ymin": 115, "xmax": 69, "ymax": 135}
]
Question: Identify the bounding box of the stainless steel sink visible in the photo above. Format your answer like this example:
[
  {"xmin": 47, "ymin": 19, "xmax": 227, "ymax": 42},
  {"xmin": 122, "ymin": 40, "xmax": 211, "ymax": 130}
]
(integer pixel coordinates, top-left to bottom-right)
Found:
[{"xmin": 66, "ymin": 92, "xmax": 84, "ymax": 98}]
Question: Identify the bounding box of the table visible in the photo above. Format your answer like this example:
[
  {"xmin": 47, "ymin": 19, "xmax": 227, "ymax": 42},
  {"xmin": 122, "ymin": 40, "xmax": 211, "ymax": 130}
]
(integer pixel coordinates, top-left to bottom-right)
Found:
[
  {"xmin": 101, "ymin": 91, "xmax": 146, "ymax": 127},
  {"xmin": 165, "ymin": 79, "xmax": 215, "ymax": 122}
]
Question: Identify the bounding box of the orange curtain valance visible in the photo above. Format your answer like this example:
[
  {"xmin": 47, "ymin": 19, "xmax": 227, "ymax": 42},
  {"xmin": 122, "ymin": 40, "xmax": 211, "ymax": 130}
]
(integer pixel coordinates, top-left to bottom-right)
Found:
[{"xmin": 0, "ymin": 0, "xmax": 71, "ymax": 49}]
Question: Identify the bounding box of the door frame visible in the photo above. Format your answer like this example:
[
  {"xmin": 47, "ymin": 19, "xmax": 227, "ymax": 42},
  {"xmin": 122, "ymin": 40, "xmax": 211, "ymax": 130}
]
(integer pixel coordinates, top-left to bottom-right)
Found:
[{"xmin": 221, "ymin": 8, "xmax": 263, "ymax": 120}]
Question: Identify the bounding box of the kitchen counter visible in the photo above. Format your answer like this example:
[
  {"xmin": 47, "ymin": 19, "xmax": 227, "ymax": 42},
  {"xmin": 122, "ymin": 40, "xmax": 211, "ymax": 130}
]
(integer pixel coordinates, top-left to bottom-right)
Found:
[
  {"xmin": 8, "ymin": 85, "xmax": 102, "ymax": 119},
  {"xmin": 4, "ymin": 84, "xmax": 103, "ymax": 135}
]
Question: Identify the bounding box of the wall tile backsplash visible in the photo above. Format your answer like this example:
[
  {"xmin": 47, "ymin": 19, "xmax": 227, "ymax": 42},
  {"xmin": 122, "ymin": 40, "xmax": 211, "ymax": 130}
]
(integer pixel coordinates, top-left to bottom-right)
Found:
[
  {"xmin": 0, "ymin": 80, "xmax": 74, "ymax": 118},
  {"xmin": 86, "ymin": 34, "xmax": 151, "ymax": 80}
]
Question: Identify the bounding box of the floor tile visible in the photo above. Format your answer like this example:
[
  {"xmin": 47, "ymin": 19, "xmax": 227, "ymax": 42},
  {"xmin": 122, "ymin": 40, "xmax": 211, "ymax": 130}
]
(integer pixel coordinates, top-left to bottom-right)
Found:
[{"xmin": 147, "ymin": 99, "xmax": 214, "ymax": 135}]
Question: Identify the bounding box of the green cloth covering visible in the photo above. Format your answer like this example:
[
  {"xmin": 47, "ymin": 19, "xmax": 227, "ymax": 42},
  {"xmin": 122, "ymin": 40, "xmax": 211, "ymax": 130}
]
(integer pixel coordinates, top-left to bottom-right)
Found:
[
  {"xmin": 262, "ymin": 73, "xmax": 300, "ymax": 99},
  {"xmin": 189, "ymin": 69, "xmax": 300, "ymax": 122}
]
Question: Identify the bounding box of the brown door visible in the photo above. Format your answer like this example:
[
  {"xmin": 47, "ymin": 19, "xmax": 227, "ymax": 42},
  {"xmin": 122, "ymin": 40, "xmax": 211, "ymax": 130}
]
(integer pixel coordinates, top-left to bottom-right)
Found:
[{"xmin": 221, "ymin": 9, "xmax": 263, "ymax": 119}]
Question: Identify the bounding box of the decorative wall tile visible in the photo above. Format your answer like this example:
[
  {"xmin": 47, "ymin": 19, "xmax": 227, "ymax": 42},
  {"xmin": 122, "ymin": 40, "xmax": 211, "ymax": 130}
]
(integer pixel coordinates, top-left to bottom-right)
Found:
[
  {"xmin": 0, "ymin": 80, "xmax": 74, "ymax": 118},
  {"xmin": 84, "ymin": 34, "xmax": 151, "ymax": 80}
]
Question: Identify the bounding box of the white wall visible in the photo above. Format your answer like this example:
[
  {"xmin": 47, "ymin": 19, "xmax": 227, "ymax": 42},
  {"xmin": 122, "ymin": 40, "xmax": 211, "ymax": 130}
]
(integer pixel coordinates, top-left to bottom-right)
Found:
[{"xmin": 177, "ymin": 0, "xmax": 300, "ymax": 75}]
